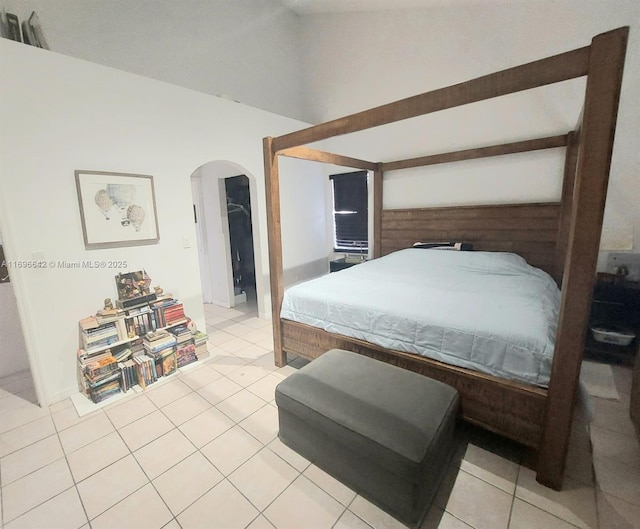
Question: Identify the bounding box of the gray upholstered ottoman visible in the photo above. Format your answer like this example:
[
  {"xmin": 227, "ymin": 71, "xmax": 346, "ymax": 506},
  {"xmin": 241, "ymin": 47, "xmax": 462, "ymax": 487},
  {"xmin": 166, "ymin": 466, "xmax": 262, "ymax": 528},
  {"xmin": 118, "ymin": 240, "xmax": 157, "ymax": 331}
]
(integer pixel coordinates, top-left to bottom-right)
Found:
[{"xmin": 275, "ymin": 349, "xmax": 459, "ymax": 528}]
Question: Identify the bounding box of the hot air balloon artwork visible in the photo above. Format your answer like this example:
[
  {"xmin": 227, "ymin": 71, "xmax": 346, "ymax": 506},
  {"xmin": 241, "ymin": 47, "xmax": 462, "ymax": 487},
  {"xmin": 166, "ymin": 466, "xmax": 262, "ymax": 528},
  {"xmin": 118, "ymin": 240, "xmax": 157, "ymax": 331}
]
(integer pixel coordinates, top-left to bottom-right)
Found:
[
  {"xmin": 107, "ymin": 184, "xmax": 138, "ymax": 226},
  {"xmin": 93, "ymin": 183, "xmax": 146, "ymax": 228},
  {"xmin": 94, "ymin": 189, "xmax": 114, "ymax": 219},
  {"xmin": 76, "ymin": 171, "xmax": 160, "ymax": 249},
  {"xmin": 126, "ymin": 204, "xmax": 146, "ymax": 231}
]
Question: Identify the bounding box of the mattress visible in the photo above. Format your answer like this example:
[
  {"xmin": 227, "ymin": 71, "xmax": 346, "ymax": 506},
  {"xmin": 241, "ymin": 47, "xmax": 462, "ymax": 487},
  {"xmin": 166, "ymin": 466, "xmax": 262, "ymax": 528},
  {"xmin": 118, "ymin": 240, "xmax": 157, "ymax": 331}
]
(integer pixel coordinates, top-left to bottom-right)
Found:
[{"xmin": 280, "ymin": 249, "xmax": 561, "ymax": 387}]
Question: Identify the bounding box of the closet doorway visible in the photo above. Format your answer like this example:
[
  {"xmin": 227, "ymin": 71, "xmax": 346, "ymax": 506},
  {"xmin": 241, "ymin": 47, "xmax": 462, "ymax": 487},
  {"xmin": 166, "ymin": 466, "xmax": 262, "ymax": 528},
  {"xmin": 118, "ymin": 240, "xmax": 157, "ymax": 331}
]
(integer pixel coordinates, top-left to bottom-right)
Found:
[
  {"xmin": 225, "ymin": 175, "xmax": 256, "ymax": 309},
  {"xmin": 190, "ymin": 161, "xmax": 263, "ymax": 317}
]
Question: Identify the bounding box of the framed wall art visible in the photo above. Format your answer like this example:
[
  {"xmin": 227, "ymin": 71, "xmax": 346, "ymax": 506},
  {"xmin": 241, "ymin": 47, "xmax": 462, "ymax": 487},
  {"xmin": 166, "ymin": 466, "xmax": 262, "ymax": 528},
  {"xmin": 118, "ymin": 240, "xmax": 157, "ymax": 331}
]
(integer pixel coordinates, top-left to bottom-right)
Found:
[{"xmin": 75, "ymin": 170, "xmax": 160, "ymax": 249}]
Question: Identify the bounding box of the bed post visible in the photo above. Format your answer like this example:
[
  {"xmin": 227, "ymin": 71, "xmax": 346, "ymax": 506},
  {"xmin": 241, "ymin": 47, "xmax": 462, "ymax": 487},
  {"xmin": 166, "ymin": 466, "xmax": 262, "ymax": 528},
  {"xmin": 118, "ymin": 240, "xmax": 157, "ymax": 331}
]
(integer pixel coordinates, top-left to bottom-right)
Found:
[
  {"xmin": 536, "ymin": 27, "xmax": 628, "ymax": 490},
  {"xmin": 263, "ymin": 137, "xmax": 286, "ymax": 367},
  {"xmin": 554, "ymin": 131, "xmax": 579, "ymax": 284},
  {"xmin": 373, "ymin": 164, "xmax": 383, "ymax": 258}
]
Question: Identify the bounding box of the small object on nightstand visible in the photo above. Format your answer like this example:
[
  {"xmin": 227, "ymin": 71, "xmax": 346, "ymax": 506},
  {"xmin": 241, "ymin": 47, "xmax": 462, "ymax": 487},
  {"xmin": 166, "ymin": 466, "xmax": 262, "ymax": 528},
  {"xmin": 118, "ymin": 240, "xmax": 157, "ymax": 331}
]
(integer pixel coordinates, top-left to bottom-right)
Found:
[{"xmin": 591, "ymin": 326, "xmax": 635, "ymax": 346}]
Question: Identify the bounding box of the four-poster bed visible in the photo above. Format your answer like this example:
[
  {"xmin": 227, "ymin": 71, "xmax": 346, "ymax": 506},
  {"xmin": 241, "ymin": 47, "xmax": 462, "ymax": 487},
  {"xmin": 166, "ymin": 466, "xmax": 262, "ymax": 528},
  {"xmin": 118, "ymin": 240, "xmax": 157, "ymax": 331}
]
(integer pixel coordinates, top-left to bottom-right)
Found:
[{"xmin": 263, "ymin": 27, "xmax": 629, "ymax": 489}]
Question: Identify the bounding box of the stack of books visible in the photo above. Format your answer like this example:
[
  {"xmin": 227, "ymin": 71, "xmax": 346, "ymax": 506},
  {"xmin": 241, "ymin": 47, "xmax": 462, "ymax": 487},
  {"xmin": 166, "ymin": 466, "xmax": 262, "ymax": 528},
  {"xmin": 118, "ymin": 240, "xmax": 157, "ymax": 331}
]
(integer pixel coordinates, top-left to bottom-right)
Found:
[
  {"xmin": 143, "ymin": 330, "xmax": 177, "ymax": 377},
  {"xmin": 95, "ymin": 308, "xmax": 123, "ymax": 322},
  {"xmin": 130, "ymin": 337, "xmax": 144, "ymax": 356},
  {"xmin": 168, "ymin": 325, "xmax": 196, "ymax": 368},
  {"xmin": 77, "ymin": 349, "xmax": 121, "ymax": 403},
  {"xmin": 95, "ymin": 311, "xmax": 128, "ymax": 340},
  {"xmin": 143, "ymin": 330, "xmax": 177, "ymax": 353},
  {"xmin": 175, "ymin": 342, "xmax": 197, "ymax": 368},
  {"xmin": 88, "ymin": 371, "xmax": 121, "ymax": 403},
  {"xmin": 81, "ymin": 321, "xmax": 120, "ymax": 353},
  {"xmin": 79, "ymin": 315, "xmax": 99, "ymax": 330},
  {"xmin": 169, "ymin": 325, "xmax": 192, "ymax": 345},
  {"xmin": 193, "ymin": 331, "xmax": 210, "ymax": 360},
  {"xmin": 157, "ymin": 348, "xmax": 178, "ymax": 377},
  {"xmin": 126, "ymin": 305, "xmax": 157, "ymax": 336},
  {"xmin": 164, "ymin": 302, "xmax": 186, "ymax": 327},
  {"xmin": 113, "ymin": 346, "xmax": 132, "ymax": 363},
  {"xmin": 151, "ymin": 298, "xmax": 186, "ymax": 328},
  {"xmin": 119, "ymin": 358, "xmax": 138, "ymax": 392},
  {"xmin": 133, "ymin": 355, "xmax": 157, "ymax": 389},
  {"xmin": 79, "ymin": 351, "xmax": 117, "ymax": 379}
]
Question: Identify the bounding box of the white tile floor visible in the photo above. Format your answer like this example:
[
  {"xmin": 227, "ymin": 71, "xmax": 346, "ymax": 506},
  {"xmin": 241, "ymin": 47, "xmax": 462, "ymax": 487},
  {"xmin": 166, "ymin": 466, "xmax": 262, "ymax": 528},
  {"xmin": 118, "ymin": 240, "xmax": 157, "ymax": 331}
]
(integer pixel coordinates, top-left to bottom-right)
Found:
[{"xmin": 1, "ymin": 301, "xmax": 639, "ymax": 529}]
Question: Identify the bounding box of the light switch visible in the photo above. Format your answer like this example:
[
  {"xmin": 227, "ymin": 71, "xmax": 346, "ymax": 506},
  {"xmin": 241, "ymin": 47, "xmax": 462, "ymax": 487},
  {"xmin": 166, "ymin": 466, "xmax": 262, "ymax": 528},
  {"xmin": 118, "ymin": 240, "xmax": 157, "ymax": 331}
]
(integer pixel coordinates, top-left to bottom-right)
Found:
[{"xmin": 183, "ymin": 237, "xmax": 192, "ymax": 249}]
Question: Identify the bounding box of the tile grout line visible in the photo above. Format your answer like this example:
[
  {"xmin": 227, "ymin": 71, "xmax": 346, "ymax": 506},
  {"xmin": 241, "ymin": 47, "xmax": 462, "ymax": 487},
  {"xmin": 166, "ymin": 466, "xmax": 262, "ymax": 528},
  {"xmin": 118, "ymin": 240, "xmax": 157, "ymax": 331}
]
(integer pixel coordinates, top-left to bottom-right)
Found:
[
  {"xmin": 103, "ymin": 366, "xmax": 268, "ymax": 525},
  {"xmin": 589, "ymin": 421, "xmax": 640, "ymax": 449},
  {"xmin": 332, "ymin": 493, "xmax": 369, "ymax": 529},
  {"xmin": 87, "ymin": 408, "xmax": 175, "ymax": 526},
  {"xmin": 143, "ymin": 385, "xmax": 275, "ymax": 525},
  {"xmin": 208, "ymin": 354, "xmax": 330, "ymax": 528},
  {"xmin": 512, "ymin": 496, "xmax": 586, "ymax": 529},
  {"xmin": 106, "ymin": 392, "xmax": 191, "ymax": 529},
  {"xmin": 588, "ymin": 454, "xmax": 640, "ymax": 509},
  {"xmin": 51, "ymin": 396, "xmax": 161, "ymax": 525},
  {"xmin": 0, "ymin": 406, "xmax": 51, "ymax": 439},
  {"xmin": 182, "ymin": 349, "xmax": 312, "ymax": 527},
  {"xmin": 1, "ymin": 406, "xmax": 92, "ymax": 527},
  {"xmin": 505, "ymin": 463, "xmax": 520, "ymax": 529},
  {"xmin": 51, "ymin": 402, "xmax": 93, "ymax": 529}
]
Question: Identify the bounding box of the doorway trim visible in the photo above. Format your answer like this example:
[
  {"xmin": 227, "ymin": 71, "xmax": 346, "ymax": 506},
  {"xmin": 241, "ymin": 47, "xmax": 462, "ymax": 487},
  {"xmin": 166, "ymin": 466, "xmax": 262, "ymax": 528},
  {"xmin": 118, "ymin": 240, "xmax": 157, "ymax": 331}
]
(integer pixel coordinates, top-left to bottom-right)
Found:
[{"xmin": 190, "ymin": 160, "xmax": 265, "ymax": 318}]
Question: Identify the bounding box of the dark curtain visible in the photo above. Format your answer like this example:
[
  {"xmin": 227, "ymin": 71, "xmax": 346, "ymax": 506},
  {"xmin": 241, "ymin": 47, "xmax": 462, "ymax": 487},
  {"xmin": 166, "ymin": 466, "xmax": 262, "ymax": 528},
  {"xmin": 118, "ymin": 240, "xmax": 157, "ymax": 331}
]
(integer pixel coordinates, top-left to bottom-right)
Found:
[{"xmin": 330, "ymin": 171, "xmax": 368, "ymax": 251}]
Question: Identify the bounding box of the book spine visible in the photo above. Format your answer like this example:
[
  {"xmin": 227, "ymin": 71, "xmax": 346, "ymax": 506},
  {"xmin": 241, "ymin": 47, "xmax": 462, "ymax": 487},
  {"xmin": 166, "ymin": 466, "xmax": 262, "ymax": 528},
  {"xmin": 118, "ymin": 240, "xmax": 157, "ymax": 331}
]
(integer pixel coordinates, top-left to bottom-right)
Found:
[
  {"xmin": 135, "ymin": 356, "xmax": 147, "ymax": 389},
  {"xmin": 115, "ymin": 319, "xmax": 128, "ymax": 341}
]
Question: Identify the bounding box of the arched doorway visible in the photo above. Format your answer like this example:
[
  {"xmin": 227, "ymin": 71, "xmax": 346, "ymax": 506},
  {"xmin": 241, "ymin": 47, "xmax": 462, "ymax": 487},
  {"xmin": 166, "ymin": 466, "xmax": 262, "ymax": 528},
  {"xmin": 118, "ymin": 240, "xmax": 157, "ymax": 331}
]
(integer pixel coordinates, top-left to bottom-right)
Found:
[{"xmin": 190, "ymin": 161, "xmax": 264, "ymax": 317}]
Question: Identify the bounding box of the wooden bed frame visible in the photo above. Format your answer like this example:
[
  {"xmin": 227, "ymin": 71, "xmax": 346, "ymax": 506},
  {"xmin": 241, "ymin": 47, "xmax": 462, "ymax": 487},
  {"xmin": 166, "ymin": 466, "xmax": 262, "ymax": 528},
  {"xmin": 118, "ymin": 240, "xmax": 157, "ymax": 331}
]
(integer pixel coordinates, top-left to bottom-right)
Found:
[{"xmin": 263, "ymin": 27, "xmax": 629, "ymax": 489}]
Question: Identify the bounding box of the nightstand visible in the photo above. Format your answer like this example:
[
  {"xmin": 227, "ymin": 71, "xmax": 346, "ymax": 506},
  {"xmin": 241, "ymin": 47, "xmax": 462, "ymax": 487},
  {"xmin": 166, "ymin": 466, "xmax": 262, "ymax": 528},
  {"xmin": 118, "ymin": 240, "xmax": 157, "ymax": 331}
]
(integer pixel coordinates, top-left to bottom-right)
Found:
[
  {"xmin": 584, "ymin": 274, "xmax": 640, "ymax": 366},
  {"xmin": 329, "ymin": 257, "xmax": 363, "ymax": 273}
]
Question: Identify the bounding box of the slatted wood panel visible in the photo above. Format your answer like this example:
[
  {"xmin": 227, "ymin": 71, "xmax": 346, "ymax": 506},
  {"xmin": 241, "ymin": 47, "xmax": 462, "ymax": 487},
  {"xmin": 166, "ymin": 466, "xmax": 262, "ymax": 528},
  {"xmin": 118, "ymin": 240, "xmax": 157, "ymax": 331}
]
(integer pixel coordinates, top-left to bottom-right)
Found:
[
  {"xmin": 282, "ymin": 320, "xmax": 547, "ymax": 448},
  {"xmin": 380, "ymin": 203, "xmax": 561, "ymax": 280}
]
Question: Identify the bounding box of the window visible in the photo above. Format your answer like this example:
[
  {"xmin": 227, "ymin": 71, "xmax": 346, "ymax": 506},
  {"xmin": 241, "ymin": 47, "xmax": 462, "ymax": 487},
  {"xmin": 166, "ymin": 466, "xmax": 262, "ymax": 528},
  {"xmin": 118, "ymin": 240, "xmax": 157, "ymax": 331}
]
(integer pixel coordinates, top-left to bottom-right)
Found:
[{"xmin": 330, "ymin": 170, "xmax": 368, "ymax": 252}]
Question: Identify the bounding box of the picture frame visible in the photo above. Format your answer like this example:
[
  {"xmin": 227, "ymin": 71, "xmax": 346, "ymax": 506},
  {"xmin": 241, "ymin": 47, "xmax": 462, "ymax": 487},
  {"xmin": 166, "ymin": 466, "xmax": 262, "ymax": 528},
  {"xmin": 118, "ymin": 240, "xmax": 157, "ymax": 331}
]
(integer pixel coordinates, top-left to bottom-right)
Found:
[{"xmin": 75, "ymin": 170, "xmax": 160, "ymax": 250}]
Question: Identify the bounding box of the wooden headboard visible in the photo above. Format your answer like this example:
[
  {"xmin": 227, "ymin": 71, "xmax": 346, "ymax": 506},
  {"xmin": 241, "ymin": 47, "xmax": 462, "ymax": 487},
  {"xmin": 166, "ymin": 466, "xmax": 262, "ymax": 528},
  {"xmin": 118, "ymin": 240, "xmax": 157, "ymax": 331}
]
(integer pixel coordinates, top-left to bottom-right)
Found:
[{"xmin": 380, "ymin": 202, "xmax": 562, "ymax": 281}]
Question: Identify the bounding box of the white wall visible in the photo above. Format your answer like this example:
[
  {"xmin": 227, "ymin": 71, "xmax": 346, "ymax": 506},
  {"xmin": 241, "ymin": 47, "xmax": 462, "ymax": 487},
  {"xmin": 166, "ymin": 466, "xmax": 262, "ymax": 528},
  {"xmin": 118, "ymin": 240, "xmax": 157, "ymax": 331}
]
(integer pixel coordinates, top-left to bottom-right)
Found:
[
  {"xmin": 190, "ymin": 175, "xmax": 213, "ymax": 304},
  {"xmin": 0, "ymin": 283, "xmax": 30, "ymax": 379},
  {"xmin": 0, "ymin": 40, "xmax": 327, "ymax": 405},
  {"xmin": 1, "ymin": 0, "xmax": 306, "ymax": 121},
  {"xmin": 279, "ymin": 156, "xmax": 332, "ymax": 279},
  {"xmin": 300, "ymin": 2, "xmax": 640, "ymax": 266}
]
